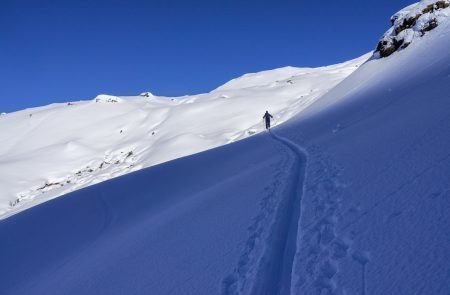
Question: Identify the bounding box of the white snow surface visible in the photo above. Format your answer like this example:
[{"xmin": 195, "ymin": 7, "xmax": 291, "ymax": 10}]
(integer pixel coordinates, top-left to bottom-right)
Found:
[
  {"xmin": 1, "ymin": 7, "xmax": 450, "ymax": 295},
  {"xmin": 280, "ymin": 17, "xmax": 450, "ymax": 294},
  {"xmin": 0, "ymin": 54, "xmax": 368, "ymax": 219}
]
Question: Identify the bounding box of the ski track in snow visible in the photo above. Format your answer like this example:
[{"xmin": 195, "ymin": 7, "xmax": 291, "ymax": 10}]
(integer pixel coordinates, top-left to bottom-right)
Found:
[
  {"xmin": 285, "ymin": 141, "xmax": 372, "ymax": 295},
  {"xmin": 222, "ymin": 131, "xmax": 307, "ymax": 295}
]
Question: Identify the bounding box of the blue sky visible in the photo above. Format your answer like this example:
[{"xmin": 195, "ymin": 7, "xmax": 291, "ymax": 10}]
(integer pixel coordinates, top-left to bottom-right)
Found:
[{"xmin": 1, "ymin": 0, "xmax": 413, "ymax": 112}]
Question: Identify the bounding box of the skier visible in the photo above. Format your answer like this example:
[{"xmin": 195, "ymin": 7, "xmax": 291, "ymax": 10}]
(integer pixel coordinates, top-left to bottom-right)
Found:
[{"xmin": 263, "ymin": 111, "xmax": 273, "ymax": 130}]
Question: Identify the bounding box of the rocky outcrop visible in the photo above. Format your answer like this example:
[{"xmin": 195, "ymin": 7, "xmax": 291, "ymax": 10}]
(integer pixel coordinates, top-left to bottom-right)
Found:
[
  {"xmin": 94, "ymin": 94, "xmax": 122, "ymax": 103},
  {"xmin": 140, "ymin": 92, "xmax": 154, "ymax": 98},
  {"xmin": 374, "ymin": 0, "xmax": 450, "ymax": 58}
]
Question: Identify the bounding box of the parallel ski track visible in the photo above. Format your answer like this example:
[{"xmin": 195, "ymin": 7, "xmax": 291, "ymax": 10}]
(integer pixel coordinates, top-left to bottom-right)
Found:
[
  {"xmin": 267, "ymin": 132, "xmax": 307, "ymax": 294},
  {"xmin": 221, "ymin": 130, "xmax": 307, "ymax": 295},
  {"xmin": 250, "ymin": 131, "xmax": 307, "ymax": 295}
]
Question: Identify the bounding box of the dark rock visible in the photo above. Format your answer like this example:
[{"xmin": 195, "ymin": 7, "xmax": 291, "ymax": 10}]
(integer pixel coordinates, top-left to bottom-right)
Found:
[
  {"xmin": 376, "ymin": 38, "xmax": 399, "ymax": 58},
  {"xmin": 435, "ymin": 0, "xmax": 450, "ymax": 9},
  {"xmin": 379, "ymin": 44, "xmax": 397, "ymax": 58},
  {"xmin": 390, "ymin": 15, "xmax": 398, "ymax": 26},
  {"xmin": 401, "ymin": 42, "xmax": 411, "ymax": 49},
  {"xmin": 395, "ymin": 14, "xmax": 421, "ymax": 34},
  {"xmin": 421, "ymin": 18, "xmax": 438, "ymax": 35},
  {"xmin": 374, "ymin": 0, "xmax": 448, "ymax": 59},
  {"xmin": 422, "ymin": 4, "xmax": 435, "ymax": 13}
]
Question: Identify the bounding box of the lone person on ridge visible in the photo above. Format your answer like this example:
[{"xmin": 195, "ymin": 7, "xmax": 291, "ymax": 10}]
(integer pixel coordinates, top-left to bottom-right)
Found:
[{"xmin": 263, "ymin": 111, "xmax": 273, "ymax": 130}]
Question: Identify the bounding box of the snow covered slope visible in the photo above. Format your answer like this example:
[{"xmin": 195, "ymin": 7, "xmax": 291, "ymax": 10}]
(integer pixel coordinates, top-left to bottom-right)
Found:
[
  {"xmin": 1, "ymin": 1, "xmax": 449, "ymax": 294},
  {"xmin": 1, "ymin": 13, "xmax": 449, "ymax": 291},
  {"xmin": 0, "ymin": 54, "xmax": 368, "ymax": 219},
  {"xmin": 277, "ymin": 11, "xmax": 450, "ymax": 294}
]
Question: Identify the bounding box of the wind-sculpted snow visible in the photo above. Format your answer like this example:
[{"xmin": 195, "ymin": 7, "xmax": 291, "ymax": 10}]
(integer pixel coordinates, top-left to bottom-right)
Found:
[{"xmin": 0, "ymin": 54, "xmax": 369, "ymax": 219}]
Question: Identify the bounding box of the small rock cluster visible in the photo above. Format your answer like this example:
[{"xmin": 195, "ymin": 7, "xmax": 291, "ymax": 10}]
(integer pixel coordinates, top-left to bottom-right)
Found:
[
  {"xmin": 94, "ymin": 94, "xmax": 122, "ymax": 103},
  {"xmin": 9, "ymin": 149, "xmax": 137, "ymax": 209},
  {"xmin": 140, "ymin": 92, "xmax": 153, "ymax": 98}
]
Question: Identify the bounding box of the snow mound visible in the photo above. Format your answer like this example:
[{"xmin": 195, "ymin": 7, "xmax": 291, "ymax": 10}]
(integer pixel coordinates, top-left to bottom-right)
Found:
[
  {"xmin": 93, "ymin": 94, "xmax": 122, "ymax": 103},
  {"xmin": 214, "ymin": 67, "xmax": 304, "ymax": 91},
  {"xmin": 374, "ymin": 0, "xmax": 450, "ymax": 58}
]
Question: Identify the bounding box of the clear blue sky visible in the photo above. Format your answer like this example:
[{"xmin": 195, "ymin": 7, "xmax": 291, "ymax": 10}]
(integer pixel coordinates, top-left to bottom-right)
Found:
[{"xmin": 1, "ymin": 0, "xmax": 413, "ymax": 112}]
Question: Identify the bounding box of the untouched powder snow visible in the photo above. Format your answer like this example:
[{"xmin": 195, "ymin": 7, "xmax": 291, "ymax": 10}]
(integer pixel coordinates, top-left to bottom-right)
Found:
[
  {"xmin": 1, "ymin": 1, "xmax": 449, "ymax": 294},
  {"xmin": 0, "ymin": 54, "xmax": 368, "ymax": 219}
]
